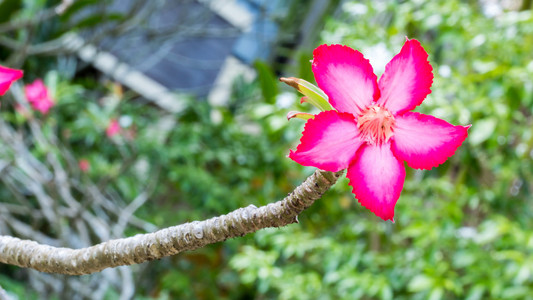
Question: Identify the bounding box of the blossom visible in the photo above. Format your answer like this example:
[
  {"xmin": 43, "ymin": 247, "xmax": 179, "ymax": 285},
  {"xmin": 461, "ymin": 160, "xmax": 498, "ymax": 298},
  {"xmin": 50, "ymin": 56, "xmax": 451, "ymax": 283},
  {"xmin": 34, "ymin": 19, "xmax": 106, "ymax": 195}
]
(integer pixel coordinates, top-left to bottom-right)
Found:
[
  {"xmin": 24, "ymin": 79, "xmax": 54, "ymax": 114},
  {"xmin": 0, "ymin": 65, "xmax": 23, "ymax": 96},
  {"xmin": 78, "ymin": 159, "xmax": 90, "ymax": 172},
  {"xmin": 106, "ymin": 119, "xmax": 121, "ymax": 137},
  {"xmin": 288, "ymin": 39, "xmax": 470, "ymax": 221}
]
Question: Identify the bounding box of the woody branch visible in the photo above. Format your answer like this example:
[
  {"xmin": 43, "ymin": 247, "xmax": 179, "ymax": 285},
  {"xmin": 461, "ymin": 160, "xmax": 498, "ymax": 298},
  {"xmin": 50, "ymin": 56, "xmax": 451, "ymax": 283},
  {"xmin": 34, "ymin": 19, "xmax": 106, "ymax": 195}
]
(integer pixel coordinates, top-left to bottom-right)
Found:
[{"xmin": 0, "ymin": 170, "xmax": 343, "ymax": 275}]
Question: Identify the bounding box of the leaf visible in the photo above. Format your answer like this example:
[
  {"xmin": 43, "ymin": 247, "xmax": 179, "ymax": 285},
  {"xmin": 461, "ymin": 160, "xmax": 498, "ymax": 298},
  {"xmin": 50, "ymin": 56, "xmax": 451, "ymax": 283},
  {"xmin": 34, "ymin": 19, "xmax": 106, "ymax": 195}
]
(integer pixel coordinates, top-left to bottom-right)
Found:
[
  {"xmin": 254, "ymin": 61, "xmax": 278, "ymax": 104},
  {"xmin": 465, "ymin": 285, "xmax": 485, "ymax": 300},
  {"xmin": 408, "ymin": 275, "xmax": 434, "ymax": 292},
  {"xmin": 468, "ymin": 118, "xmax": 496, "ymax": 146},
  {"xmin": 380, "ymin": 285, "xmax": 393, "ymax": 300},
  {"xmin": 72, "ymin": 13, "xmax": 125, "ymax": 29},
  {"xmin": 279, "ymin": 77, "xmax": 333, "ymax": 111},
  {"xmin": 287, "ymin": 111, "xmax": 314, "ymax": 121},
  {"xmin": 429, "ymin": 288, "xmax": 444, "ymax": 300},
  {"xmin": 0, "ymin": 0, "xmax": 22, "ymax": 21},
  {"xmin": 60, "ymin": 0, "xmax": 101, "ymax": 21}
]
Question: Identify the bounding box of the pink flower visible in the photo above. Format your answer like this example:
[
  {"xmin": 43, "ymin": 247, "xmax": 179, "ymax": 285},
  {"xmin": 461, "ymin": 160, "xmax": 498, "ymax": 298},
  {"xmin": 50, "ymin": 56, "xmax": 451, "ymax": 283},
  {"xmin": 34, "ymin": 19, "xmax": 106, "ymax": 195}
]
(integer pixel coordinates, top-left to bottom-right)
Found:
[
  {"xmin": 0, "ymin": 65, "xmax": 23, "ymax": 96},
  {"xmin": 78, "ymin": 159, "xmax": 90, "ymax": 172},
  {"xmin": 106, "ymin": 119, "xmax": 121, "ymax": 137},
  {"xmin": 24, "ymin": 79, "xmax": 54, "ymax": 114},
  {"xmin": 289, "ymin": 39, "xmax": 470, "ymax": 221}
]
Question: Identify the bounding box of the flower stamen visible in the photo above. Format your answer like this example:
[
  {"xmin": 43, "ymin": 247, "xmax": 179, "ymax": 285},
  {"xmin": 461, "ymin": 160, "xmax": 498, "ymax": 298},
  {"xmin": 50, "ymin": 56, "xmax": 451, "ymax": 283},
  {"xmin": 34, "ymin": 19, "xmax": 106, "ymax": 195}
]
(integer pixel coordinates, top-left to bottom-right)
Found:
[{"xmin": 357, "ymin": 105, "xmax": 395, "ymax": 145}]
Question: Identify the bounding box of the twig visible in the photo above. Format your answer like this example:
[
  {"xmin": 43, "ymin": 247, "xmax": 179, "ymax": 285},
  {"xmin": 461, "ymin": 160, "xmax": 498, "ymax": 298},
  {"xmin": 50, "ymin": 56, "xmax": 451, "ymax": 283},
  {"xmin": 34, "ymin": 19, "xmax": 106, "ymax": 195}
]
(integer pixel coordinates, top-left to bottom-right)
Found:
[
  {"xmin": 0, "ymin": 169, "xmax": 343, "ymax": 275},
  {"xmin": 0, "ymin": 0, "xmax": 75, "ymax": 34}
]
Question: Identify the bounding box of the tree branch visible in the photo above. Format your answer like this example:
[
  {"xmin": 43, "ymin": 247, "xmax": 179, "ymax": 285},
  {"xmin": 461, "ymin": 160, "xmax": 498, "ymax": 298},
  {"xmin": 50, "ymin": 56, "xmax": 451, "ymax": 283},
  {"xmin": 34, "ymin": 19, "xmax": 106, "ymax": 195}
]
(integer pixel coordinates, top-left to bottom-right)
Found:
[
  {"xmin": 0, "ymin": 0, "xmax": 74, "ymax": 34},
  {"xmin": 0, "ymin": 169, "xmax": 343, "ymax": 275}
]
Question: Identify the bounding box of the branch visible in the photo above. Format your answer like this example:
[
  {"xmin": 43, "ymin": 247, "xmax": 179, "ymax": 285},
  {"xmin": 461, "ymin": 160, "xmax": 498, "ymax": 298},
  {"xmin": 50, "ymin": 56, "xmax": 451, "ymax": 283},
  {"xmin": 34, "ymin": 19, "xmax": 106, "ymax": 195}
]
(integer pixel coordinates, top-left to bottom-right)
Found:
[
  {"xmin": 0, "ymin": 170, "xmax": 344, "ymax": 275},
  {"xmin": 0, "ymin": 0, "xmax": 74, "ymax": 34}
]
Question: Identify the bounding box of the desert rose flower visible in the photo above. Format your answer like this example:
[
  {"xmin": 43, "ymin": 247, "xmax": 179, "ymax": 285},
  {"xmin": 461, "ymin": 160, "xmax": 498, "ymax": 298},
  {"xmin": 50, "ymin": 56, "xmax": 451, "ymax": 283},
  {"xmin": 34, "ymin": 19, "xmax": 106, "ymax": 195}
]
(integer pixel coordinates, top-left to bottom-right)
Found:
[
  {"xmin": 78, "ymin": 159, "xmax": 90, "ymax": 172},
  {"xmin": 0, "ymin": 65, "xmax": 23, "ymax": 96},
  {"xmin": 25, "ymin": 79, "xmax": 54, "ymax": 114},
  {"xmin": 106, "ymin": 119, "xmax": 120, "ymax": 137},
  {"xmin": 287, "ymin": 38, "xmax": 470, "ymax": 221}
]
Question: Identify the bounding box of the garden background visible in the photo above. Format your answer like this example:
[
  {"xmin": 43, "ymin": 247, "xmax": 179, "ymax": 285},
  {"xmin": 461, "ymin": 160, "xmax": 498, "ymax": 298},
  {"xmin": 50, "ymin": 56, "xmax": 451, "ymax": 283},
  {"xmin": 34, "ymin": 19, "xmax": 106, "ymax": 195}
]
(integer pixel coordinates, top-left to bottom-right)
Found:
[{"xmin": 0, "ymin": 0, "xmax": 532, "ymax": 299}]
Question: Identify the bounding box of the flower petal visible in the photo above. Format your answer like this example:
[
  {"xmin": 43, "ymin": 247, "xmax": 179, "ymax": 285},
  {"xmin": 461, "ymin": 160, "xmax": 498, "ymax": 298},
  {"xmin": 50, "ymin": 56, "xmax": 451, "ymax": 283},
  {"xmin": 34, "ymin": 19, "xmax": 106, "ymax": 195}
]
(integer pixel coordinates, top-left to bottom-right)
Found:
[
  {"xmin": 25, "ymin": 79, "xmax": 48, "ymax": 102},
  {"xmin": 289, "ymin": 110, "xmax": 364, "ymax": 172},
  {"xmin": 347, "ymin": 143, "xmax": 405, "ymax": 221},
  {"xmin": 106, "ymin": 119, "xmax": 121, "ymax": 137},
  {"xmin": 391, "ymin": 112, "xmax": 470, "ymax": 170},
  {"xmin": 33, "ymin": 97, "xmax": 54, "ymax": 114},
  {"xmin": 24, "ymin": 79, "xmax": 55, "ymax": 114},
  {"xmin": 377, "ymin": 38, "xmax": 433, "ymax": 114},
  {"xmin": 312, "ymin": 44, "xmax": 379, "ymax": 115},
  {"xmin": 0, "ymin": 65, "xmax": 23, "ymax": 96}
]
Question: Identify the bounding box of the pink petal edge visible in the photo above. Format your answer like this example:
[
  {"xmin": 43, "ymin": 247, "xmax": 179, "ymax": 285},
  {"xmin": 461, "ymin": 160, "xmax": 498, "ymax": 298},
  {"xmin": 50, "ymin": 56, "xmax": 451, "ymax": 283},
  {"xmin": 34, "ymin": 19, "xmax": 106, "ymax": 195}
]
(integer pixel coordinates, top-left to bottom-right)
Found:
[
  {"xmin": 312, "ymin": 44, "xmax": 379, "ymax": 115},
  {"xmin": 377, "ymin": 38, "xmax": 433, "ymax": 114},
  {"xmin": 347, "ymin": 143, "xmax": 405, "ymax": 221},
  {"xmin": 0, "ymin": 65, "xmax": 23, "ymax": 96},
  {"xmin": 289, "ymin": 110, "xmax": 364, "ymax": 172},
  {"xmin": 391, "ymin": 112, "xmax": 470, "ymax": 170},
  {"xmin": 33, "ymin": 97, "xmax": 54, "ymax": 114}
]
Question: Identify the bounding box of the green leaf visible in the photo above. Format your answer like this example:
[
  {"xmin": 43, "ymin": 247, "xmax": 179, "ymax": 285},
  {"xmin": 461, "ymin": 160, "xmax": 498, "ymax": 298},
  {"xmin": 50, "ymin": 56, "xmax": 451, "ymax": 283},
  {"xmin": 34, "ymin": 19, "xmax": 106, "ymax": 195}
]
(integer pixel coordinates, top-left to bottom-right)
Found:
[
  {"xmin": 0, "ymin": 0, "xmax": 22, "ymax": 21},
  {"xmin": 287, "ymin": 111, "xmax": 314, "ymax": 121},
  {"xmin": 298, "ymin": 79, "xmax": 333, "ymax": 111},
  {"xmin": 468, "ymin": 118, "xmax": 496, "ymax": 146},
  {"xmin": 280, "ymin": 77, "xmax": 333, "ymax": 111},
  {"xmin": 408, "ymin": 275, "xmax": 434, "ymax": 292},
  {"xmin": 465, "ymin": 285, "xmax": 485, "ymax": 300},
  {"xmin": 429, "ymin": 288, "xmax": 444, "ymax": 300},
  {"xmin": 72, "ymin": 13, "xmax": 125, "ymax": 29},
  {"xmin": 254, "ymin": 61, "xmax": 279, "ymax": 104},
  {"xmin": 60, "ymin": 0, "xmax": 101, "ymax": 21}
]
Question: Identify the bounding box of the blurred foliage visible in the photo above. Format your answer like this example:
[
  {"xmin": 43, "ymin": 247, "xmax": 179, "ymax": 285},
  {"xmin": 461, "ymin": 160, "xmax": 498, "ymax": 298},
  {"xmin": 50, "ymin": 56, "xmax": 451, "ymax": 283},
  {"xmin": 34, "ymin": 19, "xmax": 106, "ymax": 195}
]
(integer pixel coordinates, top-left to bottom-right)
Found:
[
  {"xmin": 0, "ymin": 69, "xmax": 303, "ymax": 298},
  {"xmin": 230, "ymin": 0, "xmax": 533, "ymax": 299},
  {"xmin": 1, "ymin": 0, "xmax": 533, "ymax": 299}
]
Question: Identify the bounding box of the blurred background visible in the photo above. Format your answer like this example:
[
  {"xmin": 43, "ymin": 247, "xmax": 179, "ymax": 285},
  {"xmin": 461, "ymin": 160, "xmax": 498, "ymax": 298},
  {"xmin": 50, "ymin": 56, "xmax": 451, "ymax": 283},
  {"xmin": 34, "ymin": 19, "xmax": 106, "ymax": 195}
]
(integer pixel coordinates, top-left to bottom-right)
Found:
[{"xmin": 0, "ymin": 0, "xmax": 532, "ymax": 299}]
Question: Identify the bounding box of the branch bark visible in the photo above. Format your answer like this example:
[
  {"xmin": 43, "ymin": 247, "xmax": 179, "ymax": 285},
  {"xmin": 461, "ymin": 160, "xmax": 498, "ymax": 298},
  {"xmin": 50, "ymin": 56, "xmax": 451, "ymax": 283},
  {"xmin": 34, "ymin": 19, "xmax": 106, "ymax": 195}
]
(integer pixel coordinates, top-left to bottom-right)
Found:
[{"xmin": 0, "ymin": 169, "xmax": 343, "ymax": 275}]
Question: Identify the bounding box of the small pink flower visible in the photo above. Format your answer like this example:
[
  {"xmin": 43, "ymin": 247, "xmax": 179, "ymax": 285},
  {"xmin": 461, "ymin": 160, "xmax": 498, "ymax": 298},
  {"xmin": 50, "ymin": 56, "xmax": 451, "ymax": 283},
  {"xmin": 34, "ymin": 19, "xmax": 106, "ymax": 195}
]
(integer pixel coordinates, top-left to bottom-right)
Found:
[
  {"xmin": 289, "ymin": 38, "xmax": 470, "ymax": 221},
  {"xmin": 78, "ymin": 159, "xmax": 90, "ymax": 172},
  {"xmin": 24, "ymin": 79, "xmax": 54, "ymax": 114},
  {"xmin": 0, "ymin": 65, "xmax": 23, "ymax": 96},
  {"xmin": 106, "ymin": 119, "xmax": 121, "ymax": 137}
]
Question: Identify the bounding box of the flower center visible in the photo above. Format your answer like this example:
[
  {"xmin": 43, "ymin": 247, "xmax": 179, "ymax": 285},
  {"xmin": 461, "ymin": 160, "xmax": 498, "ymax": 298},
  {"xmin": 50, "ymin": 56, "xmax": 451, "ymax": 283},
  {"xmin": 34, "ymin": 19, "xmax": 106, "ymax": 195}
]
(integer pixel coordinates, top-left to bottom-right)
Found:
[{"xmin": 357, "ymin": 105, "xmax": 395, "ymax": 145}]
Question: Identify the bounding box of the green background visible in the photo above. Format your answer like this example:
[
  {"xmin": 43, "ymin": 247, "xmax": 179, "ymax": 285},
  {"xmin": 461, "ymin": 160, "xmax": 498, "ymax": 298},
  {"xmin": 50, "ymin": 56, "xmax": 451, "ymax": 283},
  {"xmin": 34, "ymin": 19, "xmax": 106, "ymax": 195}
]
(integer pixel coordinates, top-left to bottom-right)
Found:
[{"xmin": 1, "ymin": 0, "xmax": 532, "ymax": 299}]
